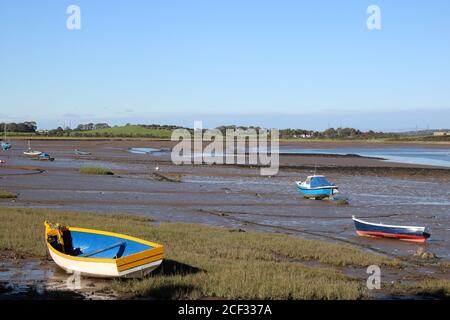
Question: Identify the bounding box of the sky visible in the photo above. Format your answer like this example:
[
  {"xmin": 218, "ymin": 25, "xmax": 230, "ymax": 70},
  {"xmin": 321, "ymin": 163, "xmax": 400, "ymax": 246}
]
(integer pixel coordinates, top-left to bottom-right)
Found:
[{"xmin": 0, "ymin": 0, "xmax": 449, "ymax": 131}]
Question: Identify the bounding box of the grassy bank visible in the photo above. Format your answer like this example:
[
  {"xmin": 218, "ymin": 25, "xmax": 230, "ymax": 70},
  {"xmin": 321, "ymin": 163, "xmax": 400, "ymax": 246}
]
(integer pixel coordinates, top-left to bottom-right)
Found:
[
  {"xmin": 79, "ymin": 167, "xmax": 114, "ymax": 175},
  {"xmin": 0, "ymin": 207, "xmax": 403, "ymax": 299}
]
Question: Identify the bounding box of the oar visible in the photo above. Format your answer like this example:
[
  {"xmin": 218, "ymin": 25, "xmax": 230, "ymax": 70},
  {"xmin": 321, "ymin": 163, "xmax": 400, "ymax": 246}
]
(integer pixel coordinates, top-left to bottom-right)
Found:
[{"xmin": 79, "ymin": 241, "xmax": 126, "ymax": 257}]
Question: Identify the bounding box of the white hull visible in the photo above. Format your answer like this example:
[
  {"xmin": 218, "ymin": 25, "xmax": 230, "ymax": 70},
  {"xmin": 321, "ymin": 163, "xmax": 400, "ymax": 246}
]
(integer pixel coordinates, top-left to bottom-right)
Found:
[
  {"xmin": 24, "ymin": 151, "xmax": 42, "ymax": 156},
  {"xmin": 48, "ymin": 245, "xmax": 163, "ymax": 278}
]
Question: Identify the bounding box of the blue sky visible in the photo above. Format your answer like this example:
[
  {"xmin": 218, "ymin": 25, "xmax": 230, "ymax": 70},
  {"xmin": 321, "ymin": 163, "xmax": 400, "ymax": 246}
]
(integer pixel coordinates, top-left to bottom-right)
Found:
[{"xmin": 0, "ymin": 0, "xmax": 449, "ymax": 131}]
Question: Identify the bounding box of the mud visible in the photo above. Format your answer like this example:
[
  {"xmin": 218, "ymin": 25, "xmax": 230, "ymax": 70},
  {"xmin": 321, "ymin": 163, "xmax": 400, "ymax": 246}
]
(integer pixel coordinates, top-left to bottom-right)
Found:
[{"xmin": 0, "ymin": 255, "xmax": 115, "ymax": 300}]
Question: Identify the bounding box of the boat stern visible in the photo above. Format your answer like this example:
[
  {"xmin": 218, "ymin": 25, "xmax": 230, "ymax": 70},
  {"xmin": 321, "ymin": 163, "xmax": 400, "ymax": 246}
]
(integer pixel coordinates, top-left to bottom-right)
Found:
[{"xmin": 115, "ymin": 245, "xmax": 164, "ymax": 278}]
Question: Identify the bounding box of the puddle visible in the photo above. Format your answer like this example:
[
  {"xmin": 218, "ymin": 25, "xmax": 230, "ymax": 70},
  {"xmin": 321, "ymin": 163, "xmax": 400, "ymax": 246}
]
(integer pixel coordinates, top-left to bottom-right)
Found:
[
  {"xmin": 0, "ymin": 258, "xmax": 115, "ymax": 300},
  {"xmin": 128, "ymin": 147, "xmax": 170, "ymax": 155}
]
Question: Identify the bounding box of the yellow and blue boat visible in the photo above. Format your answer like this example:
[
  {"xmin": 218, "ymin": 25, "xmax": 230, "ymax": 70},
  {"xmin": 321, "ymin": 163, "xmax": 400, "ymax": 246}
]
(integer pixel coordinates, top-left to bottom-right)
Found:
[{"xmin": 45, "ymin": 221, "xmax": 164, "ymax": 278}]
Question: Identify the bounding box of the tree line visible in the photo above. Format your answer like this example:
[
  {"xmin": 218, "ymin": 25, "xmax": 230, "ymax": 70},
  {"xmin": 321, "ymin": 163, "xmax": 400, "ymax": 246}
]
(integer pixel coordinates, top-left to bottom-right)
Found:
[
  {"xmin": 1, "ymin": 122, "xmax": 37, "ymax": 133},
  {"xmin": 1, "ymin": 121, "xmax": 401, "ymax": 140}
]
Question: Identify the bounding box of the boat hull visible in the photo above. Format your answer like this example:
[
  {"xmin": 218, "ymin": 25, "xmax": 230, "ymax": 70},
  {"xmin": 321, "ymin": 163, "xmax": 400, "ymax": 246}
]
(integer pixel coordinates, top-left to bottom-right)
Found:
[
  {"xmin": 24, "ymin": 151, "xmax": 42, "ymax": 156},
  {"xmin": 353, "ymin": 218, "xmax": 430, "ymax": 243},
  {"xmin": 47, "ymin": 246, "xmax": 163, "ymax": 278},
  {"xmin": 297, "ymin": 187, "xmax": 338, "ymax": 199}
]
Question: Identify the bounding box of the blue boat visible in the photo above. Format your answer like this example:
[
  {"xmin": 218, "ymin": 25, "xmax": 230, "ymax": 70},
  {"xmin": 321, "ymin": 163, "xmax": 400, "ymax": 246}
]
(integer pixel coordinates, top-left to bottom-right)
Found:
[
  {"xmin": 1, "ymin": 142, "xmax": 11, "ymax": 150},
  {"xmin": 38, "ymin": 153, "xmax": 55, "ymax": 161},
  {"xmin": 352, "ymin": 216, "xmax": 431, "ymax": 243},
  {"xmin": 296, "ymin": 175, "xmax": 338, "ymax": 199}
]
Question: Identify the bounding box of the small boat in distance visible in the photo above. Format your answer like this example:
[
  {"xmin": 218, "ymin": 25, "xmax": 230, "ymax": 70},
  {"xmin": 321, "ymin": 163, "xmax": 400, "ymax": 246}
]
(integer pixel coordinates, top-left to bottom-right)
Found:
[
  {"xmin": 1, "ymin": 123, "xmax": 11, "ymax": 150},
  {"xmin": 352, "ymin": 216, "xmax": 431, "ymax": 243},
  {"xmin": 45, "ymin": 221, "xmax": 164, "ymax": 278},
  {"xmin": 38, "ymin": 152, "xmax": 55, "ymax": 161},
  {"xmin": 74, "ymin": 149, "xmax": 91, "ymax": 155},
  {"xmin": 1, "ymin": 142, "xmax": 11, "ymax": 151},
  {"xmin": 23, "ymin": 140, "xmax": 42, "ymax": 156},
  {"xmin": 296, "ymin": 175, "xmax": 339, "ymax": 199}
]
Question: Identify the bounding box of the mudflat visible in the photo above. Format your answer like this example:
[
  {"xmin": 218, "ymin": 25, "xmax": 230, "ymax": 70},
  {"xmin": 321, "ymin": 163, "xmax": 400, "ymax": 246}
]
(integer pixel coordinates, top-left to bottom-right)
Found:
[{"xmin": 0, "ymin": 139, "xmax": 449, "ymax": 265}]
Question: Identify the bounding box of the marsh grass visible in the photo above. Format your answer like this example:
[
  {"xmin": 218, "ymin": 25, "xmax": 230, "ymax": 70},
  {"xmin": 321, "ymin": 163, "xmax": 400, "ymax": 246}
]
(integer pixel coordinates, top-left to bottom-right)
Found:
[
  {"xmin": 0, "ymin": 190, "xmax": 17, "ymax": 199},
  {"xmin": 79, "ymin": 167, "xmax": 114, "ymax": 175},
  {"xmin": 392, "ymin": 279, "xmax": 450, "ymax": 299},
  {"xmin": 0, "ymin": 207, "xmax": 401, "ymax": 299},
  {"xmin": 336, "ymin": 198, "xmax": 349, "ymax": 205}
]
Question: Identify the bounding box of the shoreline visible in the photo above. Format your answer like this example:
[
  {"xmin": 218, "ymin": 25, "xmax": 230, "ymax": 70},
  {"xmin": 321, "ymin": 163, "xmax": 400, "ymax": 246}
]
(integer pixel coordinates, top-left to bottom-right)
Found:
[{"xmin": 5, "ymin": 136, "xmax": 450, "ymax": 147}]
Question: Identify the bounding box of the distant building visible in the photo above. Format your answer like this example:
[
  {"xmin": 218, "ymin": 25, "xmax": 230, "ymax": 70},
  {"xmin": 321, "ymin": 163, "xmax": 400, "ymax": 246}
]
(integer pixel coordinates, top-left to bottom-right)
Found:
[{"xmin": 433, "ymin": 131, "xmax": 449, "ymax": 136}]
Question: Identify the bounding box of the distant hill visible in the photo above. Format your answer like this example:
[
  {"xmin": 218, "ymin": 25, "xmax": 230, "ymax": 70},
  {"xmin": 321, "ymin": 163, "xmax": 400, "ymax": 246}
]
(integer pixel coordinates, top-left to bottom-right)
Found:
[{"xmin": 73, "ymin": 125, "xmax": 173, "ymax": 138}]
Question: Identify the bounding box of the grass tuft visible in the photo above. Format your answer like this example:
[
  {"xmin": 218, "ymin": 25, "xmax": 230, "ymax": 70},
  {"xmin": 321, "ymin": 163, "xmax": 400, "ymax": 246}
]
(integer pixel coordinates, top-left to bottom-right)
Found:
[
  {"xmin": 0, "ymin": 190, "xmax": 18, "ymax": 199},
  {"xmin": 79, "ymin": 167, "xmax": 114, "ymax": 175},
  {"xmin": 336, "ymin": 198, "xmax": 349, "ymax": 205},
  {"xmin": 392, "ymin": 278, "xmax": 450, "ymax": 299}
]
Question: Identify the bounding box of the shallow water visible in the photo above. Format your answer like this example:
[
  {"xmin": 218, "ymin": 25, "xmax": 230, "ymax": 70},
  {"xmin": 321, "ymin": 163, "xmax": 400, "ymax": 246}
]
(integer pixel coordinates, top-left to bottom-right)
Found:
[
  {"xmin": 128, "ymin": 145, "xmax": 450, "ymax": 167},
  {"xmin": 0, "ymin": 258, "xmax": 112, "ymax": 299},
  {"xmin": 279, "ymin": 147, "xmax": 450, "ymax": 167}
]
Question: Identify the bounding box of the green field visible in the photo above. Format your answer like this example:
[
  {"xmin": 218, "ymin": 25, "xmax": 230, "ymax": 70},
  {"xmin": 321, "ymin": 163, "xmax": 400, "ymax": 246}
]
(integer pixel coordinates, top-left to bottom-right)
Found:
[
  {"xmin": 72, "ymin": 125, "xmax": 173, "ymax": 138},
  {"xmin": 4, "ymin": 125, "xmax": 173, "ymax": 139}
]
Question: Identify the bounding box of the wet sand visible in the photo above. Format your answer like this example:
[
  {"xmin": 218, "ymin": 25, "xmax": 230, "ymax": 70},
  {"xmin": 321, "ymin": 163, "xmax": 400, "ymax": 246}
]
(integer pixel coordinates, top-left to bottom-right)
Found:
[{"xmin": 1, "ymin": 139, "xmax": 450, "ymax": 292}]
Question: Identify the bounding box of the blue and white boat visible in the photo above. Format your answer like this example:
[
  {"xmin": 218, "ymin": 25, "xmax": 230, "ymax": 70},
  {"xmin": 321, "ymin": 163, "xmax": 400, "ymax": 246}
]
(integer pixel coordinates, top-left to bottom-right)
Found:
[
  {"xmin": 1, "ymin": 123, "xmax": 11, "ymax": 150},
  {"xmin": 38, "ymin": 152, "xmax": 55, "ymax": 161},
  {"xmin": 296, "ymin": 175, "xmax": 338, "ymax": 199},
  {"xmin": 1, "ymin": 142, "xmax": 11, "ymax": 151}
]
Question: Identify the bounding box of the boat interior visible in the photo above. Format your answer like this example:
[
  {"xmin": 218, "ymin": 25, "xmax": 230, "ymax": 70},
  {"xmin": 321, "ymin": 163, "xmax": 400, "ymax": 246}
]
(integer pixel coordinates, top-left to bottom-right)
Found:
[{"xmin": 47, "ymin": 226, "xmax": 153, "ymax": 259}]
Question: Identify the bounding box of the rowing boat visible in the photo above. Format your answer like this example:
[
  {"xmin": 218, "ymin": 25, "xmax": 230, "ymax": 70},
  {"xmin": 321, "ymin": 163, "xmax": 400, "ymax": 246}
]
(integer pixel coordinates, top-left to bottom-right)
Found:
[
  {"xmin": 352, "ymin": 216, "xmax": 431, "ymax": 243},
  {"xmin": 45, "ymin": 221, "xmax": 164, "ymax": 278},
  {"xmin": 74, "ymin": 149, "xmax": 91, "ymax": 155}
]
